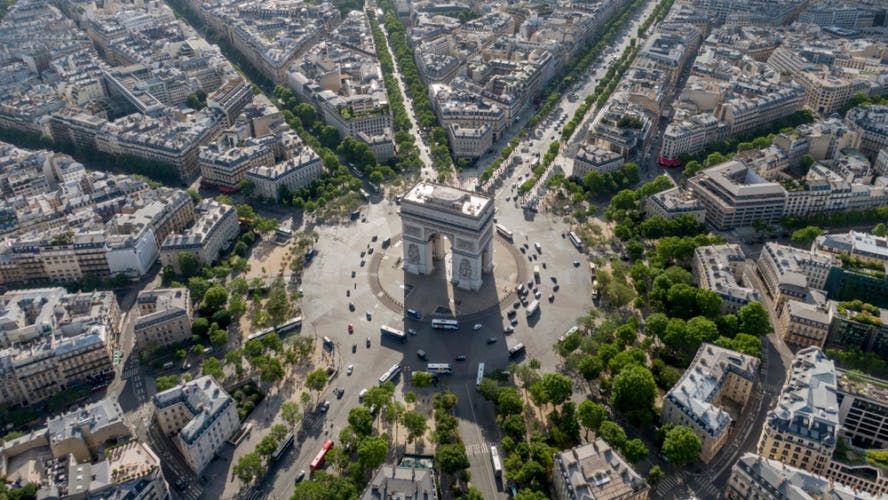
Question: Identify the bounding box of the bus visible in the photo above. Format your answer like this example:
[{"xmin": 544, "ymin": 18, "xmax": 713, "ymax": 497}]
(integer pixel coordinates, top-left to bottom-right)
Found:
[
  {"xmin": 427, "ymin": 363, "xmax": 453, "ymax": 375},
  {"xmin": 496, "ymin": 224, "xmax": 513, "ymax": 241},
  {"xmin": 568, "ymin": 231, "xmax": 583, "ymax": 250},
  {"xmin": 476, "ymin": 363, "xmax": 486, "ymax": 389},
  {"xmin": 508, "ymin": 343, "xmax": 526, "ymax": 358},
  {"xmin": 246, "ymin": 327, "xmax": 275, "ymax": 343},
  {"xmin": 276, "ymin": 316, "xmax": 302, "ymax": 335},
  {"xmin": 271, "ymin": 432, "xmax": 294, "ymax": 462},
  {"xmin": 526, "ymin": 300, "xmax": 540, "ymax": 317},
  {"xmin": 380, "ymin": 325, "xmax": 407, "ymax": 343},
  {"xmin": 379, "ymin": 364, "xmax": 401, "ymax": 386},
  {"xmin": 431, "ymin": 319, "xmax": 459, "ymax": 331},
  {"xmin": 490, "ymin": 445, "xmax": 503, "ymax": 478},
  {"xmin": 309, "ymin": 440, "xmax": 334, "ymax": 472}
]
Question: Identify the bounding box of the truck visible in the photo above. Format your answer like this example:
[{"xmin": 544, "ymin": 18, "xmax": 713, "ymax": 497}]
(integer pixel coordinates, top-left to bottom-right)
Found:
[
  {"xmin": 526, "ymin": 300, "xmax": 540, "ymax": 317},
  {"xmin": 533, "ymin": 265, "xmax": 540, "ymax": 282}
]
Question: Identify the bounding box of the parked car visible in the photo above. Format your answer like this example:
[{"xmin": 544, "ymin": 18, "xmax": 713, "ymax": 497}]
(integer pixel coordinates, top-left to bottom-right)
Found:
[
  {"xmin": 348, "ymin": 323, "xmax": 354, "ymax": 334},
  {"xmin": 319, "ymin": 400, "xmax": 330, "ymax": 413},
  {"xmin": 504, "ymin": 326, "xmax": 514, "ymax": 334},
  {"xmin": 366, "ymin": 337, "xmax": 371, "ymax": 348},
  {"xmin": 334, "ymin": 388, "xmax": 344, "ymax": 399},
  {"xmin": 347, "ymin": 364, "xmax": 354, "ymax": 375},
  {"xmin": 295, "ymin": 470, "xmax": 306, "ymax": 484}
]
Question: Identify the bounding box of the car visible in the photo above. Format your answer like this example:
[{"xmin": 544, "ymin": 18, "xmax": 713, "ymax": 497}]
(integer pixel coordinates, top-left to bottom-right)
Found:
[
  {"xmin": 334, "ymin": 387, "xmax": 344, "ymax": 399},
  {"xmin": 408, "ymin": 328, "xmax": 417, "ymax": 336},
  {"xmin": 513, "ymin": 301, "xmax": 521, "ymax": 309},
  {"xmin": 573, "ymin": 261, "xmax": 580, "ymax": 267},
  {"xmin": 319, "ymin": 400, "xmax": 330, "ymax": 412},
  {"xmin": 351, "ymin": 270, "xmax": 356, "ymax": 278},
  {"xmin": 534, "ymin": 291, "xmax": 542, "ymax": 299},
  {"xmin": 371, "ymin": 235, "xmax": 378, "ymax": 242},
  {"xmin": 366, "ymin": 311, "xmax": 372, "ymax": 320},
  {"xmin": 486, "ymin": 337, "xmax": 498, "ymax": 344},
  {"xmin": 417, "ymin": 349, "xmax": 428, "ymax": 360},
  {"xmin": 295, "ymin": 470, "xmax": 306, "ymax": 484},
  {"xmin": 504, "ymin": 326, "xmax": 514, "ymax": 334},
  {"xmin": 367, "ymin": 247, "xmax": 374, "ymax": 255},
  {"xmin": 511, "ymin": 317, "xmax": 519, "ymax": 326},
  {"xmin": 553, "ymin": 284, "xmax": 560, "ymax": 292},
  {"xmin": 348, "ymin": 323, "xmax": 354, "ymax": 334},
  {"xmin": 527, "ymin": 279, "xmax": 534, "ymax": 288},
  {"xmin": 352, "ymin": 344, "xmax": 357, "ymax": 353},
  {"xmin": 360, "ymin": 259, "xmax": 366, "ymax": 267},
  {"xmin": 548, "ymin": 294, "xmax": 555, "ymax": 302},
  {"xmin": 473, "ymin": 323, "xmax": 483, "ymax": 331},
  {"xmin": 349, "ymin": 302, "xmax": 355, "ymax": 311},
  {"xmin": 360, "ymin": 250, "xmax": 366, "ymax": 258},
  {"xmin": 366, "ymin": 337, "xmax": 371, "ymax": 348},
  {"xmin": 347, "ymin": 364, "xmax": 354, "ymax": 375},
  {"xmin": 455, "ymin": 355, "xmax": 467, "ymax": 361},
  {"xmin": 507, "ymin": 309, "xmax": 517, "ymax": 318}
]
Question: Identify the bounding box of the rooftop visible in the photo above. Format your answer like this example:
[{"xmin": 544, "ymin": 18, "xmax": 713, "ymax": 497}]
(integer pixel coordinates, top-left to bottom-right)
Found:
[
  {"xmin": 767, "ymin": 347, "xmax": 839, "ymax": 445},
  {"xmin": 553, "ymin": 439, "xmax": 648, "ymax": 500},
  {"xmin": 734, "ymin": 452, "xmax": 877, "ymax": 499},
  {"xmin": 402, "ymin": 182, "xmax": 491, "ymax": 219}
]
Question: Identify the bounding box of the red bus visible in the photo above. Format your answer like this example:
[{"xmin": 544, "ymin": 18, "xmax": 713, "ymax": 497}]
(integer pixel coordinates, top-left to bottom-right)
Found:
[{"xmin": 309, "ymin": 440, "xmax": 334, "ymax": 472}]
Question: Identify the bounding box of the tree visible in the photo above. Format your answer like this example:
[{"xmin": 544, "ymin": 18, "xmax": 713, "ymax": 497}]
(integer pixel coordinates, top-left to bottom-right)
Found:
[
  {"xmin": 685, "ymin": 316, "xmax": 720, "ymax": 350},
  {"xmin": 799, "ymin": 153, "xmax": 815, "ymax": 174},
  {"xmin": 791, "ymin": 226, "xmax": 823, "ymax": 248},
  {"xmin": 412, "ymin": 371, "xmax": 435, "ymax": 388},
  {"xmin": 202, "ymin": 285, "xmax": 228, "ymax": 312},
  {"xmin": 611, "ymin": 365, "xmax": 657, "ymax": 424},
  {"xmin": 211, "ymin": 308, "xmax": 232, "ymax": 329},
  {"xmin": 662, "ymin": 425, "xmax": 702, "ymax": 466},
  {"xmin": 175, "ymin": 349, "xmax": 187, "ymax": 360},
  {"xmin": 497, "ymin": 387, "xmax": 524, "ymax": 416},
  {"xmin": 155, "ymin": 375, "xmax": 179, "ymax": 392},
  {"xmin": 648, "ymin": 465, "xmax": 664, "ymax": 484},
  {"xmin": 873, "ymin": 223, "xmax": 888, "ymax": 237},
  {"xmin": 577, "ymin": 401, "xmax": 606, "ymax": 439},
  {"xmin": 514, "ymin": 489, "xmax": 549, "ymax": 500},
  {"xmin": 228, "ymin": 294, "xmax": 246, "ymax": 319},
  {"xmin": 348, "ymin": 407, "xmax": 374, "ymax": 437},
  {"xmin": 738, "ymin": 301, "xmax": 771, "ymax": 336},
  {"xmin": 201, "ymin": 357, "xmax": 224, "ymax": 380},
  {"xmin": 644, "ymin": 312, "xmax": 669, "ymax": 338},
  {"xmin": 682, "ymin": 160, "xmax": 703, "ymax": 178},
  {"xmin": 281, "ymin": 401, "xmax": 301, "ymax": 431},
  {"xmin": 290, "ymin": 470, "xmax": 357, "ymax": 500},
  {"xmin": 357, "ymin": 436, "xmax": 388, "ymax": 470},
  {"xmin": 177, "ymin": 251, "xmax": 200, "ymax": 277},
  {"xmin": 233, "ymin": 452, "xmax": 263, "ymax": 485},
  {"xmin": 540, "ymin": 373, "xmax": 573, "ymax": 409},
  {"xmin": 191, "ymin": 317, "xmax": 210, "ymax": 338},
  {"xmin": 598, "ymin": 421, "xmax": 627, "ymax": 449},
  {"xmin": 209, "ymin": 323, "xmax": 228, "ymax": 346},
  {"xmin": 266, "ymin": 278, "xmax": 290, "ymax": 326},
  {"xmin": 623, "ymin": 438, "xmax": 649, "ymax": 463},
  {"xmin": 436, "ymin": 443, "xmax": 470, "ymax": 474},
  {"xmin": 402, "ymin": 411, "xmax": 427, "ymax": 443},
  {"xmin": 306, "ymin": 369, "xmax": 329, "ymax": 402}
]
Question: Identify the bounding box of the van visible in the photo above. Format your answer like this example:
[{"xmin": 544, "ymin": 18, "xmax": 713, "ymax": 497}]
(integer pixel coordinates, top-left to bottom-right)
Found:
[{"xmin": 359, "ymin": 389, "xmax": 368, "ymax": 401}]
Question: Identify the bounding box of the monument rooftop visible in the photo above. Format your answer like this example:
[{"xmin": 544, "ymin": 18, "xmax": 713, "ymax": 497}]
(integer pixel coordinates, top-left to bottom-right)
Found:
[{"xmin": 402, "ymin": 182, "xmax": 491, "ymax": 219}]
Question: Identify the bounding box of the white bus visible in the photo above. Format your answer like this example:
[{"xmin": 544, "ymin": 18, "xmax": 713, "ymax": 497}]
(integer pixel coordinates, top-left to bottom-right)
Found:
[
  {"xmin": 427, "ymin": 363, "xmax": 453, "ymax": 375},
  {"xmin": 380, "ymin": 325, "xmax": 407, "ymax": 343},
  {"xmin": 496, "ymin": 224, "xmax": 513, "ymax": 241},
  {"xmin": 378, "ymin": 364, "xmax": 401, "ymax": 386},
  {"xmin": 276, "ymin": 316, "xmax": 302, "ymax": 334},
  {"xmin": 490, "ymin": 445, "xmax": 503, "ymax": 478},
  {"xmin": 568, "ymin": 231, "xmax": 583, "ymax": 250},
  {"xmin": 431, "ymin": 319, "xmax": 459, "ymax": 330},
  {"xmin": 526, "ymin": 299, "xmax": 540, "ymax": 317},
  {"xmin": 475, "ymin": 363, "xmax": 485, "ymax": 388}
]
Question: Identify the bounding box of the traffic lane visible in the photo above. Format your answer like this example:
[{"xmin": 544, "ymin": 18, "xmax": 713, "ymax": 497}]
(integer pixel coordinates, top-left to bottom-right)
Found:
[{"xmin": 456, "ymin": 382, "xmax": 506, "ymax": 499}]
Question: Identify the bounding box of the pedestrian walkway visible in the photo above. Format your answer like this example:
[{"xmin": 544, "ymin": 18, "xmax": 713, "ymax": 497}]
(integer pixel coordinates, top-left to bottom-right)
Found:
[{"xmin": 655, "ymin": 470, "xmax": 687, "ymax": 496}]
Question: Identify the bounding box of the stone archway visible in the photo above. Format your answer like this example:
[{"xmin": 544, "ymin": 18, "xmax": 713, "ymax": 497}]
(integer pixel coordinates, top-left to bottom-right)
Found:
[{"xmin": 400, "ymin": 182, "xmax": 494, "ymax": 291}]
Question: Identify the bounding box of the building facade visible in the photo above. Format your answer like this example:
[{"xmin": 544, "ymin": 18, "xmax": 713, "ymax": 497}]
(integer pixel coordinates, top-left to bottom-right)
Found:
[{"xmin": 134, "ymin": 288, "xmax": 193, "ymax": 348}]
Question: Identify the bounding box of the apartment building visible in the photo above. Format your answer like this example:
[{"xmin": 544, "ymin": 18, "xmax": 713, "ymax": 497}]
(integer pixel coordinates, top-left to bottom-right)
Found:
[
  {"xmin": 0, "ymin": 288, "xmax": 118, "ymax": 406},
  {"xmin": 153, "ymin": 375, "xmax": 239, "ymax": 473},
  {"xmin": 845, "ymin": 106, "xmax": 888, "ymax": 163},
  {"xmin": 875, "ymin": 148, "xmax": 888, "ymax": 176},
  {"xmin": 573, "ymin": 144, "xmax": 624, "ymax": 178},
  {"xmin": 756, "ymin": 243, "xmax": 834, "ymax": 307},
  {"xmin": 728, "ymin": 453, "xmax": 876, "ymax": 500},
  {"xmin": 592, "ymin": 100, "xmax": 652, "ymax": 160},
  {"xmin": 799, "ymin": 1, "xmax": 882, "ymax": 29},
  {"xmin": 552, "ymin": 439, "xmax": 649, "ymax": 500},
  {"xmin": 688, "ymin": 161, "xmax": 787, "ymax": 230},
  {"xmin": 780, "ymin": 291, "xmax": 832, "ymax": 348},
  {"xmin": 46, "ymin": 399, "xmax": 130, "ymax": 463},
  {"xmin": 758, "ymin": 347, "xmax": 839, "ymax": 474},
  {"xmin": 0, "ymin": 399, "xmax": 169, "ymax": 500},
  {"xmin": 160, "ymin": 199, "xmax": 239, "ymax": 272},
  {"xmin": 361, "ymin": 464, "xmax": 438, "ymax": 500},
  {"xmin": 207, "ymin": 77, "xmax": 254, "ymax": 128},
  {"xmin": 245, "ymin": 146, "xmax": 324, "ymax": 201},
  {"xmin": 199, "ymin": 134, "xmax": 275, "ymax": 191},
  {"xmin": 644, "ymin": 186, "xmax": 706, "ymax": 223},
  {"xmin": 659, "ymin": 114, "xmax": 729, "ymax": 165},
  {"xmin": 692, "ymin": 244, "xmax": 760, "ymax": 314},
  {"xmin": 134, "ymin": 288, "xmax": 193, "ymax": 348},
  {"xmin": 661, "ymin": 344, "xmax": 759, "ymax": 463}
]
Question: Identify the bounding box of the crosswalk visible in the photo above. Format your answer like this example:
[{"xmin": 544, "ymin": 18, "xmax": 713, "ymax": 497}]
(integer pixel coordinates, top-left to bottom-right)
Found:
[
  {"xmin": 465, "ymin": 442, "xmax": 491, "ymax": 457},
  {"xmin": 655, "ymin": 471, "xmax": 687, "ymax": 495},
  {"xmin": 656, "ymin": 471, "xmax": 722, "ymax": 499}
]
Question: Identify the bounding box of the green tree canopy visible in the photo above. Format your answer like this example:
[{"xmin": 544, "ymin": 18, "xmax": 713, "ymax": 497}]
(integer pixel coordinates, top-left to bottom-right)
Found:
[
  {"xmin": 662, "ymin": 425, "xmax": 702, "ymax": 465},
  {"xmin": 611, "ymin": 365, "xmax": 657, "ymax": 424}
]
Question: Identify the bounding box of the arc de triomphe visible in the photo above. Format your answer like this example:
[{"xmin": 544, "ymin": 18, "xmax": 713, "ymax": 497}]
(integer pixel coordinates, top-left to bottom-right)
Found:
[{"xmin": 400, "ymin": 182, "xmax": 494, "ymax": 291}]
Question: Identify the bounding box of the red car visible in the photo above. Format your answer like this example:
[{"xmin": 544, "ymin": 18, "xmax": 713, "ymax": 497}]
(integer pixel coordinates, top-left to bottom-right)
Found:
[{"xmin": 348, "ymin": 323, "xmax": 354, "ymax": 334}]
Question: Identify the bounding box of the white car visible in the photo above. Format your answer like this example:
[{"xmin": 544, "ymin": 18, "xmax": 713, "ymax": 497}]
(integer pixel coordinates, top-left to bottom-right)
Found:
[
  {"xmin": 473, "ymin": 324, "xmax": 483, "ymax": 331},
  {"xmin": 347, "ymin": 364, "xmax": 354, "ymax": 375}
]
